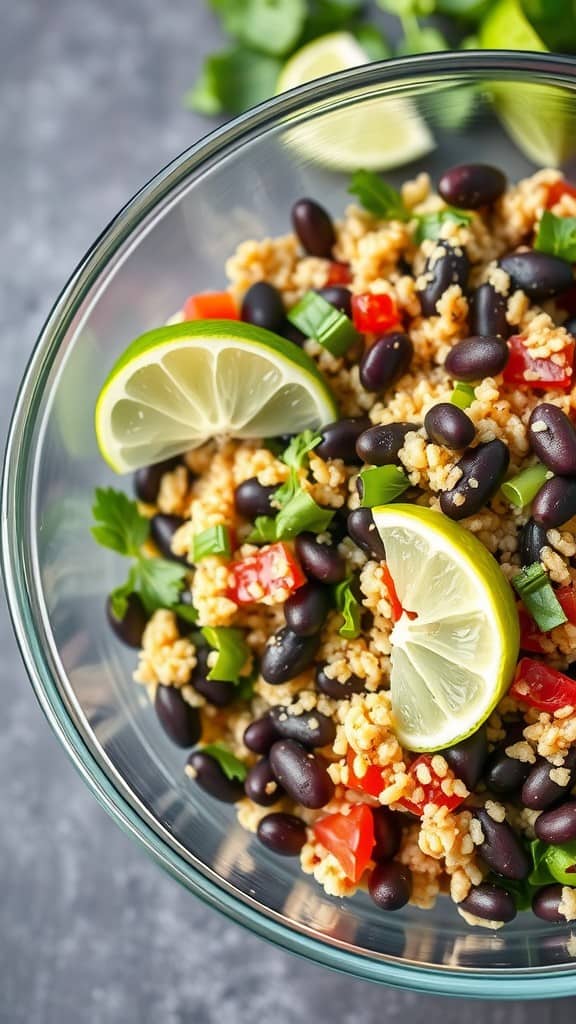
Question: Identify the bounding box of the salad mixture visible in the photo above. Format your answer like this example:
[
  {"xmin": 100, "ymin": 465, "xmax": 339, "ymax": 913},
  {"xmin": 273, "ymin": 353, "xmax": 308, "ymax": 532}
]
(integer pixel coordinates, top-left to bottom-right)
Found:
[{"xmin": 93, "ymin": 162, "xmax": 576, "ymax": 930}]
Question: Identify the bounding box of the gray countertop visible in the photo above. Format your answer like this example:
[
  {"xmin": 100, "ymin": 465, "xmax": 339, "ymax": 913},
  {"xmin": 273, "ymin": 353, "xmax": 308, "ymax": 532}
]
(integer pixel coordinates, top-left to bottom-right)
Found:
[{"xmin": 2, "ymin": 1, "xmax": 576, "ymax": 1020}]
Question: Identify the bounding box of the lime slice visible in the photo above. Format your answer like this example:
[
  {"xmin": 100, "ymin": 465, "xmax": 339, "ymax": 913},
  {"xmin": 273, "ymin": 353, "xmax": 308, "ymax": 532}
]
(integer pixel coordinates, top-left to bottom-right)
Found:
[
  {"xmin": 480, "ymin": 0, "xmax": 576, "ymax": 167},
  {"xmin": 372, "ymin": 504, "xmax": 519, "ymax": 752},
  {"xmin": 276, "ymin": 32, "xmax": 434, "ymax": 171},
  {"xmin": 95, "ymin": 320, "xmax": 337, "ymax": 473}
]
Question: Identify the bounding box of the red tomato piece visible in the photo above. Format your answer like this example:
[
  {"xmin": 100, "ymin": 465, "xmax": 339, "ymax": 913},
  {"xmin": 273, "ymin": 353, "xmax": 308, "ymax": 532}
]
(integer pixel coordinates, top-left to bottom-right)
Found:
[
  {"xmin": 557, "ymin": 585, "xmax": 576, "ymax": 626},
  {"xmin": 518, "ymin": 606, "xmax": 548, "ymax": 653},
  {"xmin": 227, "ymin": 542, "xmax": 306, "ymax": 605},
  {"xmin": 183, "ymin": 291, "xmax": 239, "ymax": 320},
  {"xmin": 381, "ymin": 565, "xmax": 403, "ymax": 623},
  {"xmin": 503, "ymin": 334, "xmax": 574, "ymax": 391},
  {"xmin": 351, "ymin": 292, "xmax": 399, "ymax": 334},
  {"xmin": 314, "ymin": 804, "xmax": 375, "ymax": 882},
  {"xmin": 545, "ymin": 180, "xmax": 576, "ymax": 208},
  {"xmin": 346, "ymin": 750, "xmax": 388, "ymax": 798},
  {"xmin": 326, "ymin": 261, "xmax": 352, "ymax": 286},
  {"xmin": 397, "ymin": 755, "xmax": 466, "ymax": 817},
  {"xmin": 510, "ymin": 657, "xmax": 576, "ymax": 713}
]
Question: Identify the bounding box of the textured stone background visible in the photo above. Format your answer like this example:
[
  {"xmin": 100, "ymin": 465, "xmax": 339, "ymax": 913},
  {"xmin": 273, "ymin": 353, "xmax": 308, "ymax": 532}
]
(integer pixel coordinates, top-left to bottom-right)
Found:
[{"xmin": 2, "ymin": 1, "xmax": 576, "ymax": 1020}]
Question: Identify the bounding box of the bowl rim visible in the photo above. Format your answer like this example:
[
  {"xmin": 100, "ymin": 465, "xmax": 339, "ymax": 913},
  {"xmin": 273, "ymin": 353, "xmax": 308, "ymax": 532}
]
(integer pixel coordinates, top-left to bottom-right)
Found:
[{"xmin": 4, "ymin": 49, "xmax": 576, "ymax": 997}]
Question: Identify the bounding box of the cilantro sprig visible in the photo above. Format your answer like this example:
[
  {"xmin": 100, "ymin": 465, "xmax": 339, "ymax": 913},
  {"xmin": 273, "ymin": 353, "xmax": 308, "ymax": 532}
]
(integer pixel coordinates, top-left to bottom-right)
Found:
[
  {"xmin": 92, "ymin": 488, "xmax": 189, "ymax": 620},
  {"xmin": 201, "ymin": 742, "xmax": 248, "ymax": 782},
  {"xmin": 535, "ymin": 210, "xmax": 576, "ymax": 263},
  {"xmin": 348, "ymin": 169, "xmax": 472, "ymax": 241}
]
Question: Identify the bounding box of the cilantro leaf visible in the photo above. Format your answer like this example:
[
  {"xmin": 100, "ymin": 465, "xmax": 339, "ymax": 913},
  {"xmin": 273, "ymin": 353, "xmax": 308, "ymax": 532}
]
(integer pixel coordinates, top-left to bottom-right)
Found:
[
  {"xmin": 247, "ymin": 516, "xmax": 279, "ymax": 544},
  {"xmin": 134, "ymin": 558, "xmax": 188, "ymax": 616},
  {"xmin": 209, "ymin": 0, "xmax": 307, "ymax": 57},
  {"xmin": 184, "ymin": 47, "xmax": 282, "ymax": 116},
  {"xmin": 348, "ymin": 170, "xmax": 409, "ymax": 221},
  {"xmin": 201, "ymin": 742, "xmax": 248, "ymax": 782},
  {"xmin": 334, "ymin": 577, "xmax": 363, "ymax": 639},
  {"xmin": 535, "ymin": 210, "xmax": 576, "ymax": 263},
  {"xmin": 276, "ymin": 489, "xmax": 335, "ymax": 538},
  {"xmin": 173, "ymin": 602, "xmax": 199, "ymax": 626},
  {"xmin": 414, "ymin": 207, "xmax": 472, "ymax": 243},
  {"xmin": 91, "ymin": 488, "xmax": 150, "ymax": 557},
  {"xmin": 201, "ymin": 626, "xmax": 250, "ymax": 683},
  {"xmin": 281, "ymin": 430, "xmax": 322, "ymax": 470},
  {"xmin": 109, "ymin": 567, "xmax": 138, "ymax": 620}
]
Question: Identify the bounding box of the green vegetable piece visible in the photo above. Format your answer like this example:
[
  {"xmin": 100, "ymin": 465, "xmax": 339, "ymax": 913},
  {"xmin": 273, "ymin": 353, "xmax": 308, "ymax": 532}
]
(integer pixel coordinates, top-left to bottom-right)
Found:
[
  {"xmin": 529, "ymin": 838, "xmax": 557, "ymax": 886},
  {"xmin": 348, "ymin": 169, "xmax": 409, "ymax": 221},
  {"xmin": 276, "ymin": 489, "xmax": 335, "ymax": 538},
  {"xmin": 192, "ymin": 524, "xmax": 232, "ymax": 561},
  {"xmin": 359, "ymin": 465, "xmax": 410, "ymax": 508},
  {"xmin": 414, "ymin": 207, "xmax": 472, "ymax": 244},
  {"xmin": 184, "ymin": 47, "xmax": 282, "ymax": 116},
  {"xmin": 300, "ymin": 0, "xmax": 364, "ymax": 43},
  {"xmin": 201, "ymin": 742, "xmax": 248, "ymax": 782},
  {"xmin": 91, "ymin": 487, "xmax": 150, "ymax": 557},
  {"xmin": 512, "ymin": 562, "xmax": 568, "ymax": 633},
  {"xmin": 135, "ymin": 558, "xmax": 188, "ymax": 616},
  {"xmin": 281, "ymin": 429, "xmax": 322, "ymax": 470},
  {"xmin": 173, "ymin": 602, "xmax": 199, "ymax": 626},
  {"xmin": 287, "ymin": 291, "xmax": 360, "ymax": 356},
  {"xmin": 501, "ymin": 463, "xmax": 550, "ymax": 509},
  {"xmin": 247, "ymin": 516, "xmax": 279, "ymax": 544},
  {"xmin": 201, "ymin": 626, "xmax": 250, "ymax": 683},
  {"xmin": 334, "ymin": 577, "xmax": 363, "ymax": 639},
  {"xmin": 544, "ymin": 840, "xmax": 576, "ymax": 885},
  {"xmin": 209, "ymin": 0, "xmax": 307, "ymax": 57},
  {"xmin": 535, "ymin": 210, "xmax": 576, "ymax": 263},
  {"xmin": 450, "ymin": 381, "xmax": 475, "ymax": 409},
  {"xmin": 109, "ymin": 568, "xmax": 139, "ymax": 620}
]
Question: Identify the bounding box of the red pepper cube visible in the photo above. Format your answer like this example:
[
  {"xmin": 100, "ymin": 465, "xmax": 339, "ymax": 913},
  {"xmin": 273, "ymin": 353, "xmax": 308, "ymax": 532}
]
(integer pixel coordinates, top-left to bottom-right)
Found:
[
  {"xmin": 503, "ymin": 334, "xmax": 574, "ymax": 391},
  {"xmin": 556, "ymin": 585, "xmax": 576, "ymax": 626},
  {"xmin": 510, "ymin": 657, "xmax": 576, "ymax": 713},
  {"xmin": 326, "ymin": 261, "xmax": 352, "ymax": 286},
  {"xmin": 227, "ymin": 542, "xmax": 305, "ymax": 606},
  {"xmin": 183, "ymin": 291, "xmax": 239, "ymax": 321},
  {"xmin": 314, "ymin": 804, "xmax": 375, "ymax": 882},
  {"xmin": 518, "ymin": 606, "xmax": 548, "ymax": 654},
  {"xmin": 346, "ymin": 749, "xmax": 387, "ymax": 799},
  {"xmin": 351, "ymin": 292, "xmax": 399, "ymax": 334},
  {"xmin": 545, "ymin": 180, "xmax": 576, "ymax": 209},
  {"xmin": 397, "ymin": 754, "xmax": 466, "ymax": 817}
]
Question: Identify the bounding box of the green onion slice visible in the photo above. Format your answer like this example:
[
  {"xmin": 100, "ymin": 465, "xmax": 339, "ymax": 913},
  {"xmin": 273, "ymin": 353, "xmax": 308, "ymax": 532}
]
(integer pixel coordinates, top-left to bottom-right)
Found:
[
  {"xmin": 359, "ymin": 465, "xmax": 410, "ymax": 508},
  {"xmin": 200, "ymin": 626, "xmax": 250, "ymax": 683},
  {"xmin": 450, "ymin": 381, "xmax": 475, "ymax": 409},
  {"xmin": 501, "ymin": 464, "xmax": 550, "ymax": 509},
  {"xmin": 334, "ymin": 577, "xmax": 363, "ymax": 639},
  {"xmin": 192, "ymin": 524, "xmax": 232, "ymax": 561},
  {"xmin": 287, "ymin": 291, "xmax": 361, "ymax": 357},
  {"xmin": 512, "ymin": 562, "xmax": 568, "ymax": 633}
]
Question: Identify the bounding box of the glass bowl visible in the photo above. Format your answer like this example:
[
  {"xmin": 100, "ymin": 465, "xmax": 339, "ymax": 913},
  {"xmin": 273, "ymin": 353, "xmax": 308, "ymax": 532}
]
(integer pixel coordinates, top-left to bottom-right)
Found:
[{"xmin": 4, "ymin": 50, "xmax": 576, "ymax": 999}]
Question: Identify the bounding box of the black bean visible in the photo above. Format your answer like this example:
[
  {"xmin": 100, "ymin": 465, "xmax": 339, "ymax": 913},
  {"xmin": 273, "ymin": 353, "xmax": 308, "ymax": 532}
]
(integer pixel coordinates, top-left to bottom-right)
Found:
[
  {"xmin": 261, "ymin": 626, "xmax": 320, "ymax": 685},
  {"xmin": 485, "ymin": 746, "xmax": 532, "ymax": 796},
  {"xmin": 356, "ymin": 422, "xmax": 418, "ymax": 466},
  {"xmin": 438, "ymin": 163, "xmax": 507, "ymax": 209},
  {"xmin": 316, "ymin": 286, "xmax": 352, "ymax": 318},
  {"xmin": 442, "ymin": 726, "xmax": 488, "ymax": 791},
  {"xmin": 424, "ymin": 403, "xmax": 475, "ymax": 450},
  {"xmin": 445, "ymin": 335, "xmax": 509, "ymax": 381},
  {"xmin": 368, "ymin": 861, "xmax": 412, "ymax": 911},
  {"xmin": 519, "ymin": 519, "xmax": 548, "ymax": 568},
  {"xmin": 532, "ymin": 884, "xmax": 566, "ymax": 922},
  {"xmin": 241, "ymin": 282, "xmax": 285, "ymax": 332},
  {"xmin": 269, "ymin": 739, "xmax": 334, "ymax": 808},
  {"xmin": 474, "ymin": 808, "xmax": 530, "ymax": 880},
  {"xmin": 470, "ymin": 282, "xmax": 510, "ymax": 339},
  {"xmin": 522, "ymin": 750, "xmax": 576, "ymax": 811},
  {"xmin": 234, "ymin": 477, "xmax": 277, "ymax": 519},
  {"xmin": 347, "ymin": 508, "xmax": 386, "ymax": 560},
  {"xmin": 284, "ymin": 582, "xmax": 331, "ymax": 637},
  {"xmin": 360, "ymin": 332, "xmax": 414, "ymax": 392},
  {"xmin": 535, "ymin": 799, "xmax": 576, "ymax": 844},
  {"xmin": 106, "ymin": 593, "xmax": 147, "ymax": 648},
  {"xmin": 150, "ymin": 514, "xmax": 189, "ymax": 565},
  {"xmin": 316, "ymin": 416, "xmax": 370, "ymax": 464},
  {"xmin": 291, "ymin": 198, "xmax": 335, "ymax": 258},
  {"xmin": 257, "ymin": 812, "xmax": 308, "ymax": 856},
  {"xmin": 532, "ymin": 477, "xmax": 576, "ymax": 529},
  {"xmin": 372, "ymin": 808, "xmax": 402, "ymax": 862},
  {"xmin": 528, "ymin": 403, "xmax": 576, "ymax": 476},
  {"xmin": 193, "ymin": 675, "xmax": 236, "ymax": 708},
  {"xmin": 459, "ymin": 882, "xmax": 517, "ymax": 923},
  {"xmin": 175, "ymin": 588, "xmax": 196, "ymax": 636},
  {"xmin": 269, "ymin": 707, "xmax": 336, "ymax": 749},
  {"xmin": 133, "ymin": 457, "xmax": 180, "ymax": 504},
  {"xmin": 295, "ymin": 533, "xmax": 346, "ymax": 584},
  {"xmin": 499, "ymin": 251, "xmax": 573, "ymax": 300},
  {"xmin": 245, "ymin": 758, "xmax": 283, "ymax": 806},
  {"xmin": 243, "ymin": 714, "xmax": 279, "ymax": 755},
  {"xmin": 154, "ymin": 685, "xmax": 202, "ymax": 748},
  {"xmin": 440, "ymin": 439, "xmax": 510, "ymax": 521},
  {"xmin": 186, "ymin": 751, "xmax": 244, "ymax": 803},
  {"xmin": 417, "ymin": 241, "xmax": 470, "ymax": 317},
  {"xmin": 316, "ymin": 665, "xmax": 365, "ymax": 699}
]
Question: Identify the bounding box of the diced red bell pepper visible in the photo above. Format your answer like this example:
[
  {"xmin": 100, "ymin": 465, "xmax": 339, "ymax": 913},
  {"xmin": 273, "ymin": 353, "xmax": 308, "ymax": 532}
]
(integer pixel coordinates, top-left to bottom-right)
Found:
[
  {"xmin": 510, "ymin": 657, "xmax": 576, "ymax": 712},
  {"xmin": 351, "ymin": 292, "xmax": 399, "ymax": 334},
  {"xmin": 183, "ymin": 291, "xmax": 239, "ymax": 320},
  {"xmin": 326, "ymin": 261, "xmax": 352, "ymax": 286},
  {"xmin": 503, "ymin": 334, "xmax": 574, "ymax": 391},
  {"xmin": 397, "ymin": 755, "xmax": 466, "ymax": 817},
  {"xmin": 313, "ymin": 804, "xmax": 375, "ymax": 883},
  {"xmin": 227, "ymin": 541, "xmax": 305, "ymax": 606},
  {"xmin": 346, "ymin": 749, "xmax": 388, "ymax": 798},
  {"xmin": 519, "ymin": 606, "xmax": 548, "ymax": 653},
  {"xmin": 557, "ymin": 585, "xmax": 576, "ymax": 625},
  {"xmin": 545, "ymin": 180, "xmax": 576, "ymax": 209}
]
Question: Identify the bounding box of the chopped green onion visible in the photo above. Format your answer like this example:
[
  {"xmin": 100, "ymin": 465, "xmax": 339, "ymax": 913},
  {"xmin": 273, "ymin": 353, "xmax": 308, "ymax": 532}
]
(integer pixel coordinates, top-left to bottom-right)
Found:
[
  {"xmin": 501, "ymin": 464, "xmax": 550, "ymax": 509},
  {"xmin": 192, "ymin": 524, "xmax": 232, "ymax": 561},
  {"xmin": 201, "ymin": 743, "xmax": 247, "ymax": 782},
  {"xmin": 512, "ymin": 563, "xmax": 568, "ymax": 633},
  {"xmin": 450, "ymin": 381, "xmax": 475, "ymax": 409},
  {"xmin": 201, "ymin": 626, "xmax": 250, "ymax": 683},
  {"xmin": 287, "ymin": 291, "xmax": 361, "ymax": 356},
  {"xmin": 247, "ymin": 516, "xmax": 278, "ymax": 544},
  {"xmin": 173, "ymin": 601, "xmax": 198, "ymax": 625},
  {"xmin": 334, "ymin": 577, "xmax": 363, "ymax": 639},
  {"xmin": 542, "ymin": 840, "xmax": 576, "ymax": 886},
  {"xmin": 359, "ymin": 465, "xmax": 410, "ymax": 508}
]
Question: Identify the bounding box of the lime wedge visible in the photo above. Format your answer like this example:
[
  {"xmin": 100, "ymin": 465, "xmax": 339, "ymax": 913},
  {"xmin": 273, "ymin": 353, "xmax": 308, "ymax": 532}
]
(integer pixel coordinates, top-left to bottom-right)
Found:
[
  {"xmin": 95, "ymin": 320, "xmax": 337, "ymax": 473},
  {"xmin": 480, "ymin": 0, "xmax": 575, "ymax": 167},
  {"xmin": 372, "ymin": 504, "xmax": 519, "ymax": 752},
  {"xmin": 276, "ymin": 32, "xmax": 434, "ymax": 171}
]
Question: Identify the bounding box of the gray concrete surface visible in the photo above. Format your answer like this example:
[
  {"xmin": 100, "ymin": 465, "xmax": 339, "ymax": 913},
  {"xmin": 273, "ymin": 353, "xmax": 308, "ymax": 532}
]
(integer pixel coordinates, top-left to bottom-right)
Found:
[{"xmin": 2, "ymin": 1, "xmax": 576, "ymax": 1020}]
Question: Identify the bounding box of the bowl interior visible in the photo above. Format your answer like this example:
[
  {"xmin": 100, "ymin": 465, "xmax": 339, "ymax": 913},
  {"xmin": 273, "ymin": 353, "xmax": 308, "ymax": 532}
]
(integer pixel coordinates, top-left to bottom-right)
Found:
[{"xmin": 6, "ymin": 54, "xmax": 576, "ymax": 994}]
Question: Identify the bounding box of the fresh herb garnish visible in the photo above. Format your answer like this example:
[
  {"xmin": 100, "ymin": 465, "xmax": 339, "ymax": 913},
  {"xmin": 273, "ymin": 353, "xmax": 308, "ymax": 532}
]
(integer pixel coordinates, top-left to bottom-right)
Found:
[
  {"xmin": 348, "ymin": 170, "xmax": 409, "ymax": 221},
  {"xmin": 359, "ymin": 465, "xmax": 410, "ymax": 507},
  {"xmin": 287, "ymin": 291, "xmax": 360, "ymax": 356},
  {"xmin": 209, "ymin": 0, "xmax": 307, "ymax": 57},
  {"xmin": 414, "ymin": 207, "xmax": 472, "ymax": 243},
  {"xmin": 201, "ymin": 742, "xmax": 248, "ymax": 782},
  {"xmin": 334, "ymin": 576, "xmax": 363, "ymax": 639},
  {"xmin": 281, "ymin": 429, "xmax": 322, "ymax": 470},
  {"xmin": 192, "ymin": 524, "xmax": 232, "ymax": 561},
  {"xmin": 512, "ymin": 562, "xmax": 568, "ymax": 633},
  {"xmin": 535, "ymin": 209, "xmax": 576, "ymax": 263},
  {"xmin": 201, "ymin": 626, "xmax": 251, "ymax": 683},
  {"xmin": 92, "ymin": 488, "xmax": 188, "ymax": 617},
  {"xmin": 248, "ymin": 429, "xmax": 333, "ymax": 542}
]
